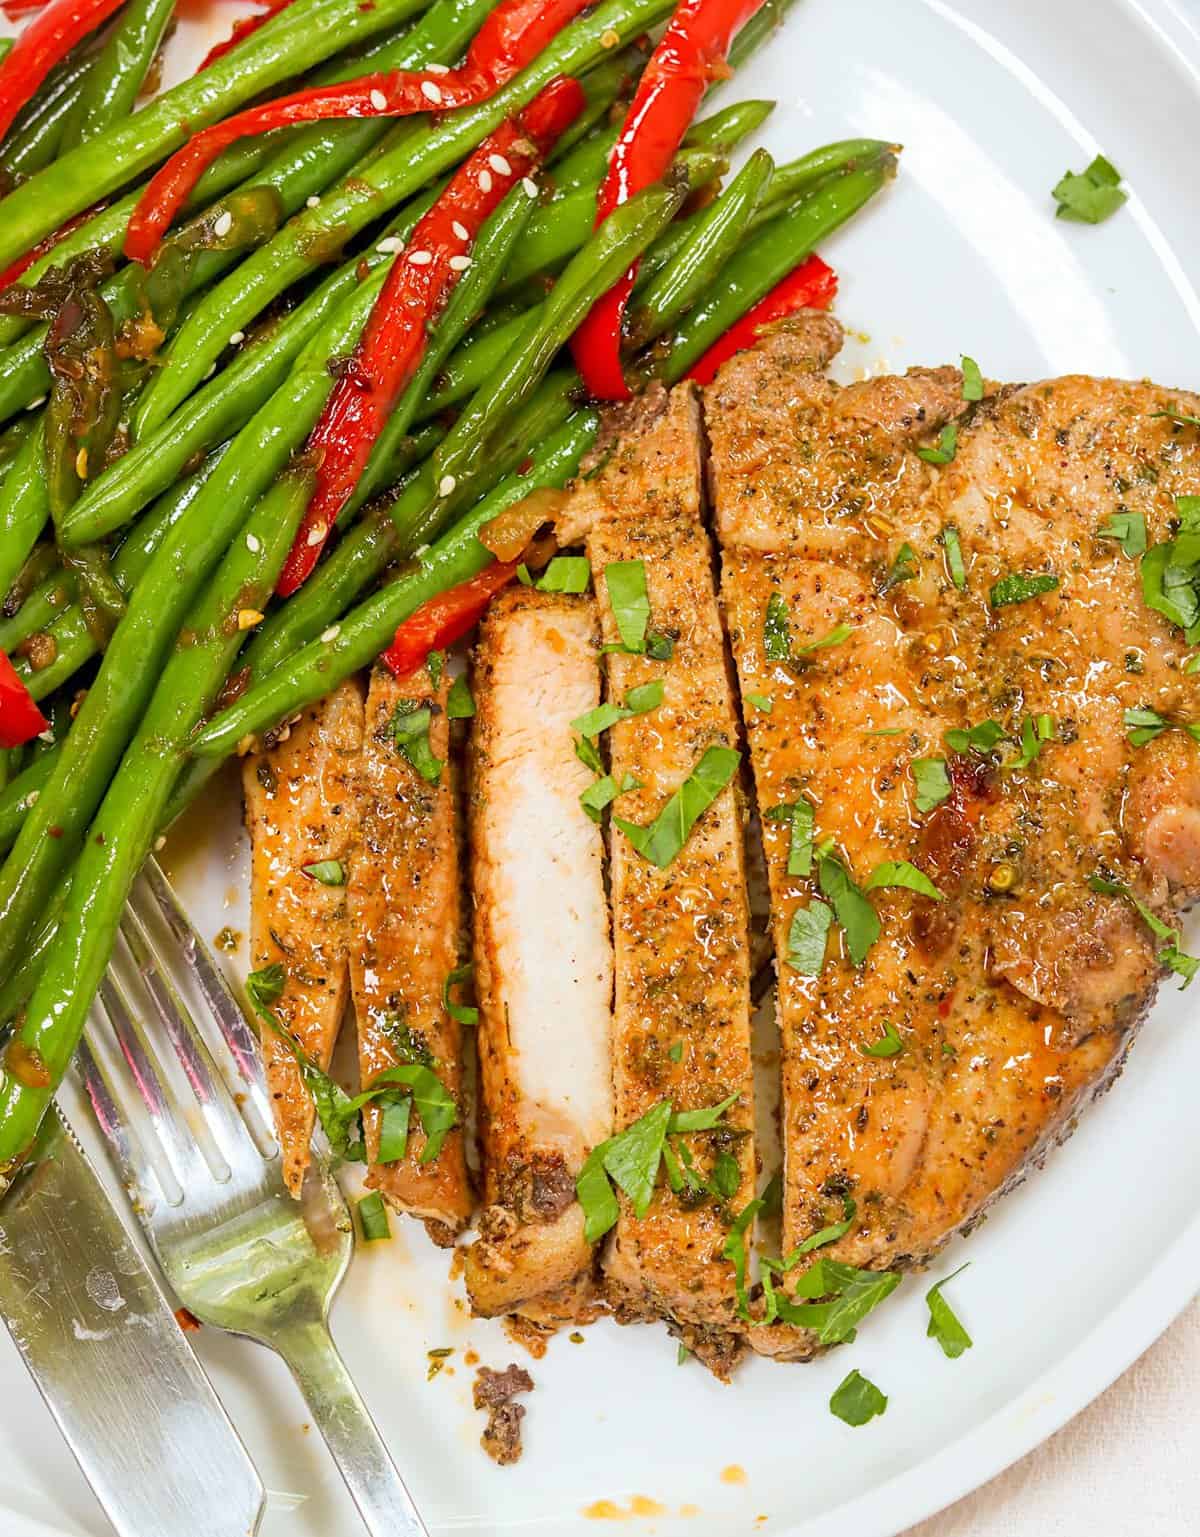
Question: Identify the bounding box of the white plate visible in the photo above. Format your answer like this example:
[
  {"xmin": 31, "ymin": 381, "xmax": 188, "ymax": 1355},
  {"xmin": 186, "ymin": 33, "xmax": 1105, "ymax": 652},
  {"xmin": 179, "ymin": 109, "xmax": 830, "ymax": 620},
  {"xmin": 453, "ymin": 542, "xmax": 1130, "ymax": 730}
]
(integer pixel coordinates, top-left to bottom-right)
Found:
[{"xmin": 3, "ymin": 1, "xmax": 1200, "ymax": 1533}]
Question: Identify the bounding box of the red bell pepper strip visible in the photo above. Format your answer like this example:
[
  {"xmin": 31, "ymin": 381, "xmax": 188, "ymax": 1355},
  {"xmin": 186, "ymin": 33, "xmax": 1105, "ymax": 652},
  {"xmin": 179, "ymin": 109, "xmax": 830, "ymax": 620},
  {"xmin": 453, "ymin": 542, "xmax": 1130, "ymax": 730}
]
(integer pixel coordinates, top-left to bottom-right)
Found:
[
  {"xmin": 569, "ymin": 0, "xmax": 765, "ymax": 401},
  {"xmin": 275, "ymin": 75, "xmax": 583, "ymax": 597},
  {"xmin": 685, "ymin": 253, "xmax": 836, "ymax": 386},
  {"xmin": 197, "ymin": 0, "xmax": 295, "ymax": 72},
  {"xmin": 124, "ymin": 0, "xmax": 592, "ymax": 263},
  {"xmin": 0, "ymin": 0, "xmax": 129, "ymax": 143},
  {"xmin": 381, "ymin": 561, "xmax": 518, "ymax": 679},
  {"xmin": 0, "ymin": 651, "xmax": 49, "ymax": 749}
]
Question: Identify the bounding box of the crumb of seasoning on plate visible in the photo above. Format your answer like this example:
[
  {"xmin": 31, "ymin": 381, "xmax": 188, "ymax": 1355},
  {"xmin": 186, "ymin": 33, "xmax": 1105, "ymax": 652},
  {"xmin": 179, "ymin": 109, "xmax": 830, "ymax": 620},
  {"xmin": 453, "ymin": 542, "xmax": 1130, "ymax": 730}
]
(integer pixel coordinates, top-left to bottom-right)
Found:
[
  {"xmin": 214, "ymin": 926, "xmax": 241, "ymax": 952},
  {"xmin": 473, "ymin": 1364, "xmax": 534, "ymax": 1466},
  {"xmin": 173, "ymin": 1306, "xmax": 201, "ymax": 1333},
  {"xmin": 427, "ymin": 1347, "xmax": 453, "ymax": 1381},
  {"xmin": 720, "ymin": 1465, "xmax": 748, "ymax": 1486},
  {"xmin": 582, "ymin": 1496, "xmax": 667, "ymax": 1520},
  {"xmin": 679, "ymin": 1506, "xmax": 700, "ymax": 1519},
  {"xmin": 464, "ymin": 1348, "xmax": 479, "ymax": 1366},
  {"xmin": 569, "ymin": 1330, "xmax": 585, "ymax": 1343}
]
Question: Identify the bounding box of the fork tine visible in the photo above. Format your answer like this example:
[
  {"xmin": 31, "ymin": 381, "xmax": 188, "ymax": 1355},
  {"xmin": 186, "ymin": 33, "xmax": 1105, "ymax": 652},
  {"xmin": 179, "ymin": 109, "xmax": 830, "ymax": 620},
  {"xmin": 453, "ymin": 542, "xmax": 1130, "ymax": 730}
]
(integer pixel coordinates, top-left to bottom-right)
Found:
[
  {"xmin": 142, "ymin": 858, "xmax": 275, "ymax": 1132},
  {"xmin": 121, "ymin": 896, "xmax": 266, "ymax": 1171},
  {"xmin": 74, "ymin": 1031, "xmax": 170, "ymax": 1213}
]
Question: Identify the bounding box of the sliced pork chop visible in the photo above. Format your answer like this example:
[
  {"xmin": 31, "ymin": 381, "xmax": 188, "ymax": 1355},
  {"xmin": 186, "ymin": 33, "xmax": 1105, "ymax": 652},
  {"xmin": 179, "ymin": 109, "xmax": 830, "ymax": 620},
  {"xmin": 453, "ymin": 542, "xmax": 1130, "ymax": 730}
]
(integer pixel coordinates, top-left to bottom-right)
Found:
[
  {"xmin": 243, "ymin": 679, "xmax": 364, "ymax": 1195},
  {"xmin": 707, "ymin": 315, "xmax": 1199, "ymax": 1352},
  {"xmin": 349, "ymin": 662, "xmax": 473, "ymax": 1240},
  {"xmin": 567, "ymin": 383, "xmax": 756, "ymax": 1376},
  {"xmin": 464, "ymin": 589, "xmax": 614, "ymax": 1320}
]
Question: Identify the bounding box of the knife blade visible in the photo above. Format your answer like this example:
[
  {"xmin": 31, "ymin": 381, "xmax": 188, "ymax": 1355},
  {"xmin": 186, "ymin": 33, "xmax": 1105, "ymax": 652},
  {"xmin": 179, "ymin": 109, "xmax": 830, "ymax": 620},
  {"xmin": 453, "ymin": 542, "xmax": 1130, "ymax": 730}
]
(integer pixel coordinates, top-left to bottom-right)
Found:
[{"xmin": 0, "ymin": 1105, "xmax": 265, "ymax": 1537}]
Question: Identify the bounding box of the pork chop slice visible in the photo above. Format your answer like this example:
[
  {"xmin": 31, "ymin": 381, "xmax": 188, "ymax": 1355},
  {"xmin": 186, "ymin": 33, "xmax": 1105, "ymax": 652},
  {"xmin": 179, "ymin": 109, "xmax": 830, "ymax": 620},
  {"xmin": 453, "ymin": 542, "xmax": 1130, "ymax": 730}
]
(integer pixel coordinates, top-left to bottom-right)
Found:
[
  {"xmin": 243, "ymin": 679, "xmax": 364, "ymax": 1196},
  {"xmin": 464, "ymin": 589, "xmax": 614, "ymax": 1320},
  {"xmin": 349, "ymin": 661, "xmax": 473, "ymax": 1241},
  {"xmin": 707, "ymin": 315, "xmax": 1199, "ymax": 1353},
  {"xmin": 567, "ymin": 382, "xmax": 756, "ymax": 1377}
]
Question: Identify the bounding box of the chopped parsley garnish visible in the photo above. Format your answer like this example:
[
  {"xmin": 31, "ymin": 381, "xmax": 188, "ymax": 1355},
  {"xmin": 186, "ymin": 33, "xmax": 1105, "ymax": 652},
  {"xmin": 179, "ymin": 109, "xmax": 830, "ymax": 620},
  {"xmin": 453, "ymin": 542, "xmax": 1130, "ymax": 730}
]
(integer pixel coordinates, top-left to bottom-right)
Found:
[
  {"xmin": 795, "ymin": 622, "xmax": 854, "ymax": 655},
  {"xmin": 764, "ymin": 796, "xmax": 815, "ymax": 876},
  {"xmin": 916, "ymin": 423, "xmax": 958, "ymax": 466},
  {"xmin": 945, "ymin": 719, "xmax": 1006, "ymax": 754},
  {"xmin": 615, "ymin": 744, "xmax": 740, "ymax": 869},
  {"xmin": 763, "ymin": 1196, "xmax": 857, "ymax": 1272},
  {"xmin": 1052, "ymin": 154, "xmax": 1126, "ymax": 224},
  {"xmin": 571, "ymin": 681, "xmax": 664, "ymax": 743},
  {"xmin": 669, "ymin": 1093, "xmax": 740, "ymax": 1133},
  {"xmin": 446, "ymin": 673, "xmax": 475, "ymax": 719},
  {"xmin": 911, "ymin": 755, "xmax": 951, "ymax": 813},
  {"xmin": 301, "ymin": 860, "xmax": 345, "ymax": 886},
  {"xmin": 881, "ymin": 542, "xmax": 920, "ymax": 591},
  {"xmin": 721, "ymin": 1192, "xmax": 765, "ymax": 1318},
  {"xmin": 377, "ymin": 1096, "xmax": 412, "ymax": 1164},
  {"xmin": 926, "ymin": 1263, "xmax": 973, "ymax": 1358},
  {"xmin": 442, "ymin": 963, "xmax": 478, "ymax": 1025},
  {"xmin": 245, "ymin": 961, "xmax": 285, "ymax": 1011},
  {"xmin": 863, "ymin": 860, "xmax": 942, "ymax": 901},
  {"xmin": 536, "ymin": 555, "xmax": 591, "ymax": 593},
  {"xmin": 830, "ymin": 1369, "xmax": 887, "ymax": 1426},
  {"xmin": 989, "ymin": 570, "xmax": 1059, "ymax": 608},
  {"xmin": 1088, "ymin": 875, "xmax": 1198, "ymax": 987},
  {"xmin": 1154, "ymin": 407, "xmax": 1200, "ymax": 430},
  {"xmin": 1009, "ymin": 713, "xmax": 1055, "ymax": 768},
  {"xmin": 580, "ymin": 771, "xmax": 641, "ymax": 823},
  {"xmin": 786, "ymin": 901, "xmax": 833, "ymax": 976},
  {"xmin": 357, "ymin": 1191, "xmax": 391, "ymax": 1242},
  {"xmin": 772, "ymin": 1259, "xmax": 901, "ymax": 1342},
  {"xmin": 818, "ymin": 856, "xmax": 880, "ymax": 967},
  {"xmin": 1142, "ymin": 495, "xmax": 1200, "ymax": 640},
  {"xmin": 1098, "ymin": 510, "xmax": 1147, "ymax": 558},
  {"xmin": 860, "ymin": 1020, "xmax": 904, "ymax": 1058},
  {"xmin": 941, "ymin": 525, "xmax": 967, "ymax": 590},
  {"xmin": 1124, "ymin": 706, "xmax": 1200, "ymax": 747},
  {"xmin": 390, "ymin": 699, "xmax": 443, "ymax": 785},
  {"xmin": 764, "ymin": 589, "xmax": 791, "ymax": 661},
  {"xmin": 604, "ymin": 560, "xmax": 651, "ymax": 652},
  {"xmin": 960, "ymin": 355, "xmax": 983, "ymax": 402},
  {"xmin": 745, "ymin": 692, "xmax": 773, "ymax": 713},
  {"xmin": 668, "ymin": 1041, "xmax": 683, "ymax": 1063}
]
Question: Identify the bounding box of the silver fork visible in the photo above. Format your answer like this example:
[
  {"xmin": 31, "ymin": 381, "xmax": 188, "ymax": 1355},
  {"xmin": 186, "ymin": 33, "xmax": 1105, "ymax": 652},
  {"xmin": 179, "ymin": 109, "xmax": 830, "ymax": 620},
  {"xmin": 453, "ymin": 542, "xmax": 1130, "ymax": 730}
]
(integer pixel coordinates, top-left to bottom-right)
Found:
[{"xmin": 76, "ymin": 857, "xmax": 430, "ymax": 1537}]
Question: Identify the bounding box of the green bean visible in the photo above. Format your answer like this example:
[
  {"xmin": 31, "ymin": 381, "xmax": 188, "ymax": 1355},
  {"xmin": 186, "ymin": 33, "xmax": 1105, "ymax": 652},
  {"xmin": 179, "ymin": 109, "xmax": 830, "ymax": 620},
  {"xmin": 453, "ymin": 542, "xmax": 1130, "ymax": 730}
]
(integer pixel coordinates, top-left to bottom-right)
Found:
[
  {"xmin": 0, "ymin": 898, "xmax": 61, "ymax": 1029},
  {"xmin": 0, "ymin": 752, "xmax": 56, "ymax": 857},
  {"xmin": 653, "ymin": 153, "xmax": 897, "ymax": 381},
  {"xmin": 0, "ymin": 564, "xmax": 76, "ymax": 654},
  {"xmin": 0, "ymin": 466, "xmax": 316, "ymax": 1173},
  {"xmin": 726, "ymin": 0, "xmax": 804, "ymax": 70},
  {"xmin": 628, "ymin": 147, "xmax": 773, "ymax": 347},
  {"xmin": 0, "ymin": 0, "xmax": 429, "ymax": 274},
  {"xmin": 0, "ymin": 48, "xmax": 98, "ymax": 185},
  {"xmin": 132, "ymin": 0, "xmax": 677, "ymax": 432},
  {"xmin": 0, "ymin": 423, "xmax": 48, "ymax": 601},
  {"xmin": 65, "ymin": 0, "xmax": 176, "ymax": 150},
  {"xmin": 196, "ymin": 410, "xmax": 598, "ymax": 760},
  {"xmin": 547, "ymin": 42, "xmax": 646, "ymax": 163},
  {"xmin": 13, "ymin": 450, "xmax": 231, "ymax": 702}
]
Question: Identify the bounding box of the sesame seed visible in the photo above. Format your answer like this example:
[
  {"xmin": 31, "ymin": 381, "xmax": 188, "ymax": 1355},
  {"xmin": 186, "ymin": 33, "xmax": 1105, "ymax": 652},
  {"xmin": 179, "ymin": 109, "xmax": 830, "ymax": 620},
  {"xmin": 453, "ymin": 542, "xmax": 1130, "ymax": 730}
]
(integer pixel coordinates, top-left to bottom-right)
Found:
[
  {"xmin": 38, "ymin": 729, "xmax": 54, "ymax": 744},
  {"xmin": 438, "ymin": 474, "xmax": 456, "ymax": 496},
  {"xmin": 426, "ymin": 61, "xmax": 448, "ymax": 73},
  {"xmin": 28, "ymin": 396, "xmax": 45, "ymax": 409},
  {"xmin": 478, "ymin": 169, "xmax": 492, "ymax": 192},
  {"xmin": 237, "ymin": 608, "xmax": 264, "ymax": 630},
  {"xmin": 306, "ymin": 195, "xmax": 320, "ymax": 208},
  {"xmin": 522, "ymin": 177, "xmax": 538, "ymax": 199},
  {"xmin": 75, "ymin": 446, "xmax": 88, "ymax": 479},
  {"xmin": 307, "ymin": 523, "xmax": 327, "ymax": 546},
  {"xmin": 369, "ymin": 88, "xmax": 387, "ymax": 110},
  {"xmin": 421, "ymin": 80, "xmax": 442, "ymax": 104},
  {"xmin": 213, "ymin": 210, "xmax": 233, "ymax": 238},
  {"xmin": 118, "ymin": 420, "xmax": 129, "ymax": 433},
  {"xmin": 376, "ymin": 236, "xmax": 403, "ymax": 254},
  {"xmin": 154, "ymin": 835, "xmax": 166, "ymax": 852},
  {"xmin": 452, "ymin": 220, "xmax": 469, "ymax": 241},
  {"xmin": 229, "ymin": 330, "xmax": 245, "ymax": 346},
  {"xmin": 23, "ymin": 791, "xmax": 38, "ymax": 807},
  {"xmin": 246, "ymin": 533, "xmax": 261, "ymax": 553},
  {"xmin": 408, "ymin": 249, "xmax": 433, "ymax": 266},
  {"xmin": 449, "ymin": 254, "xmax": 471, "ymax": 271},
  {"xmin": 488, "ymin": 153, "xmax": 512, "ymax": 176},
  {"xmin": 321, "ymin": 625, "xmax": 340, "ymax": 643}
]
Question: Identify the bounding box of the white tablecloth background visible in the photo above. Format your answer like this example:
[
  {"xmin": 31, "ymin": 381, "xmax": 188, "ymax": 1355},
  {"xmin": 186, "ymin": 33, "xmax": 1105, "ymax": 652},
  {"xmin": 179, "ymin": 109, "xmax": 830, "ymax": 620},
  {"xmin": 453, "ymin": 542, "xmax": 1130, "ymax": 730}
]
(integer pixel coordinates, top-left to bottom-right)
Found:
[{"xmin": 907, "ymin": 1299, "xmax": 1200, "ymax": 1535}]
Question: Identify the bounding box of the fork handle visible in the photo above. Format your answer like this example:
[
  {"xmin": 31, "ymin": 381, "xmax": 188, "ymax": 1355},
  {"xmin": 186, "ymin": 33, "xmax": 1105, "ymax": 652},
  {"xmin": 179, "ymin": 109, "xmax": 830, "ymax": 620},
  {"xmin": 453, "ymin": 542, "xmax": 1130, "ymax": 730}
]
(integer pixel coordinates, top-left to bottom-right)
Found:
[{"xmin": 276, "ymin": 1321, "xmax": 429, "ymax": 1537}]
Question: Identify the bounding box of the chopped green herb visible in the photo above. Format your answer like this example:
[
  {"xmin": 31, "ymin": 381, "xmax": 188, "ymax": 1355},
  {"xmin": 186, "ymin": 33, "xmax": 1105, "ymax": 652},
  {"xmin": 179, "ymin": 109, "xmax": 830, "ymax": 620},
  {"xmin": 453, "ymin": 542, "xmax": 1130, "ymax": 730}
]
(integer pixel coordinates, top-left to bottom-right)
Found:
[
  {"xmin": 301, "ymin": 860, "xmax": 345, "ymax": 886},
  {"xmin": 882, "ymin": 542, "xmax": 920, "ymax": 591},
  {"xmin": 1098, "ymin": 510, "xmax": 1147, "ymax": 558},
  {"xmin": 516, "ymin": 563, "xmax": 532, "ymax": 586},
  {"xmin": 860, "ymin": 1020, "xmax": 904, "ymax": 1058},
  {"xmin": 604, "ymin": 560, "xmax": 651, "ymax": 652},
  {"xmin": 989, "ymin": 570, "xmax": 1059, "ymax": 608},
  {"xmin": 1053, "ymin": 154, "xmax": 1126, "ymax": 224},
  {"xmin": 676, "ymin": 1343, "xmax": 690, "ymax": 1365},
  {"xmin": 669, "ymin": 1092, "xmax": 739, "ymax": 1134},
  {"xmin": 1124, "ymin": 705, "xmax": 1200, "ymax": 747},
  {"xmin": 1089, "ymin": 875, "xmax": 1198, "ymax": 987},
  {"xmin": 376, "ymin": 1096, "xmax": 412, "ymax": 1164},
  {"xmin": 745, "ymin": 692, "xmax": 773, "ymax": 713},
  {"xmin": 446, "ymin": 673, "xmax": 475, "ymax": 719},
  {"xmin": 645, "ymin": 631, "xmax": 675, "ymax": 660},
  {"xmin": 945, "ymin": 719, "xmax": 1006, "ymax": 754},
  {"xmin": 389, "ymin": 700, "xmax": 443, "ymax": 785},
  {"xmin": 830, "ymin": 1369, "xmax": 887, "ymax": 1427},
  {"xmin": 863, "ymin": 860, "xmax": 942, "ymax": 901},
  {"xmin": 615, "ymin": 744, "xmax": 740, "ymax": 870},
  {"xmin": 570, "ymin": 682, "xmax": 664, "ymax": 741},
  {"xmin": 765, "ymin": 796, "xmax": 815, "ymax": 876},
  {"xmin": 537, "ymin": 555, "xmax": 591, "ymax": 593},
  {"xmin": 772, "ymin": 1260, "xmax": 901, "ymax": 1343},
  {"xmin": 599, "ymin": 1100, "xmax": 673, "ymax": 1217},
  {"xmin": 960, "ymin": 356, "xmax": 983, "ymax": 401},
  {"xmin": 926, "ymin": 1263, "xmax": 972, "ymax": 1358},
  {"xmin": 941, "ymin": 525, "xmax": 967, "ymax": 590},
  {"xmin": 916, "ymin": 423, "xmax": 958, "ymax": 466},
  {"xmin": 776, "ymin": 1195, "xmax": 856, "ymax": 1264},
  {"xmin": 426, "ymin": 650, "xmax": 444, "ymax": 690},
  {"xmin": 577, "ymin": 1145, "xmax": 620, "ymax": 1242},
  {"xmin": 721, "ymin": 1192, "xmax": 765, "ymax": 1319},
  {"xmin": 911, "ymin": 756, "xmax": 952, "ymax": 813},
  {"xmin": 668, "ymin": 1041, "xmax": 683, "ymax": 1063},
  {"xmin": 579, "ymin": 771, "xmax": 641, "ymax": 823},
  {"xmin": 1008, "ymin": 713, "xmax": 1055, "ymax": 769},
  {"xmin": 711, "ymin": 1150, "xmax": 741, "ymax": 1200},
  {"xmin": 442, "ymin": 963, "xmax": 478, "ymax": 1026},
  {"xmin": 246, "ymin": 962, "xmax": 285, "ymax": 1011},
  {"xmin": 1142, "ymin": 498, "xmax": 1200, "ymax": 640},
  {"xmin": 786, "ymin": 901, "xmax": 833, "ymax": 976},
  {"xmin": 866, "ymin": 727, "xmax": 904, "ymax": 737},
  {"xmin": 1186, "ymin": 655, "xmax": 1200, "ymax": 675},
  {"xmin": 764, "ymin": 589, "xmax": 791, "ymax": 662},
  {"xmin": 818, "ymin": 857, "xmax": 880, "ymax": 967},
  {"xmin": 357, "ymin": 1191, "xmax": 391, "ymax": 1242},
  {"xmin": 1154, "ymin": 407, "xmax": 1200, "ymax": 431},
  {"xmin": 795, "ymin": 622, "xmax": 854, "ymax": 656}
]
